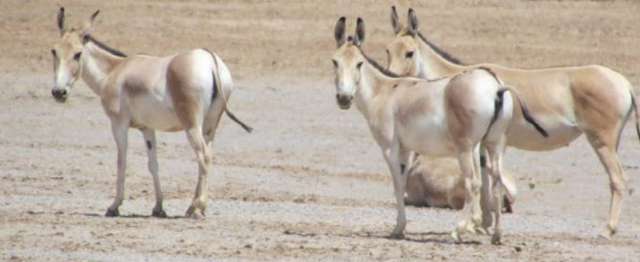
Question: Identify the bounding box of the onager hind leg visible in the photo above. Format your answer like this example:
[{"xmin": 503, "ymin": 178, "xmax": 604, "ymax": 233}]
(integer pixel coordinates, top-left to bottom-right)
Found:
[
  {"xmin": 586, "ymin": 130, "xmax": 628, "ymax": 239},
  {"xmin": 452, "ymin": 146, "xmax": 483, "ymax": 242},
  {"xmin": 484, "ymin": 138, "xmax": 508, "ymax": 245},
  {"xmin": 141, "ymin": 128, "xmax": 166, "ymax": 218},
  {"xmin": 183, "ymin": 126, "xmax": 213, "ymax": 219}
]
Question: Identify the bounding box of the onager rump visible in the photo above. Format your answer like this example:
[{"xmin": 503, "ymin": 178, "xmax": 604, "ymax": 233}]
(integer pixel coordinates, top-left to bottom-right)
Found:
[
  {"xmin": 332, "ymin": 17, "xmax": 547, "ymax": 243},
  {"xmin": 51, "ymin": 8, "xmax": 251, "ymax": 219},
  {"xmin": 387, "ymin": 7, "xmax": 639, "ymax": 239}
]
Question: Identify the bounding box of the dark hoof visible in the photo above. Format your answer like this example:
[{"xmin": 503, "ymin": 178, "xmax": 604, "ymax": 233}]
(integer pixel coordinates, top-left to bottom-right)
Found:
[
  {"xmin": 389, "ymin": 232, "xmax": 405, "ymax": 240},
  {"xmin": 105, "ymin": 208, "xmax": 119, "ymax": 217},
  {"xmin": 152, "ymin": 209, "xmax": 167, "ymax": 218}
]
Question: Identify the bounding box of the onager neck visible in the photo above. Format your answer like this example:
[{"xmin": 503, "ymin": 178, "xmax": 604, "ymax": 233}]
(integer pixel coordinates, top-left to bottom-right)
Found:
[
  {"xmin": 416, "ymin": 36, "xmax": 465, "ymax": 79},
  {"xmin": 353, "ymin": 63, "xmax": 394, "ymax": 120},
  {"xmin": 81, "ymin": 40, "xmax": 125, "ymax": 96}
]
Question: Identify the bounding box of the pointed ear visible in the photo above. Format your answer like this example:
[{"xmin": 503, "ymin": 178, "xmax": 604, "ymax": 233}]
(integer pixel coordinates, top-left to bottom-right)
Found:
[
  {"xmin": 334, "ymin": 16, "xmax": 347, "ymax": 48},
  {"xmin": 353, "ymin": 17, "xmax": 365, "ymax": 47},
  {"xmin": 391, "ymin": 6, "xmax": 401, "ymax": 35},
  {"xmin": 408, "ymin": 8, "xmax": 418, "ymax": 33},
  {"xmin": 81, "ymin": 10, "xmax": 100, "ymax": 39},
  {"xmin": 57, "ymin": 7, "xmax": 66, "ymax": 36}
]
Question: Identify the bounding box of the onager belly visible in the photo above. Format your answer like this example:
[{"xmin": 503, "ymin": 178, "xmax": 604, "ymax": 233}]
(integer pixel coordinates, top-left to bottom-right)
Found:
[
  {"xmin": 506, "ymin": 116, "xmax": 582, "ymax": 151},
  {"xmin": 128, "ymin": 97, "xmax": 185, "ymax": 132},
  {"xmin": 398, "ymin": 120, "xmax": 456, "ymax": 156}
]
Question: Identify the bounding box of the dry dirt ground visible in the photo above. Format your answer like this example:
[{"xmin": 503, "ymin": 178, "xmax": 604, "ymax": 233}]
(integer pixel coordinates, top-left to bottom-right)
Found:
[{"xmin": 2, "ymin": 0, "xmax": 640, "ymax": 261}]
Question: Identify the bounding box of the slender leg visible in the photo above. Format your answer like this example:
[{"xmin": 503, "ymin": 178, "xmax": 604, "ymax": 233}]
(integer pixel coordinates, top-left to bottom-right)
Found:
[
  {"xmin": 476, "ymin": 145, "xmax": 492, "ymax": 234},
  {"xmin": 106, "ymin": 120, "xmax": 129, "ymax": 217},
  {"xmin": 141, "ymin": 128, "xmax": 166, "ymax": 218},
  {"xmin": 485, "ymin": 139, "xmax": 507, "ymax": 245},
  {"xmin": 586, "ymin": 132, "xmax": 627, "ymax": 239},
  {"xmin": 185, "ymin": 126, "xmax": 212, "ymax": 219},
  {"xmin": 452, "ymin": 147, "xmax": 483, "ymax": 242},
  {"xmin": 385, "ymin": 140, "xmax": 409, "ymax": 239}
]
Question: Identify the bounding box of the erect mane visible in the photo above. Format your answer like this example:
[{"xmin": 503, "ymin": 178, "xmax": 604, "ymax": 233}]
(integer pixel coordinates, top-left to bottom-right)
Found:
[
  {"xmin": 86, "ymin": 35, "xmax": 127, "ymax": 58},
  {"xmin": 355, "ymin": 46, "xmax": 403, "ymax": 79},
  {"xmin": 415, "ymin": 32, "xmax": 463, "ymax": 65}
]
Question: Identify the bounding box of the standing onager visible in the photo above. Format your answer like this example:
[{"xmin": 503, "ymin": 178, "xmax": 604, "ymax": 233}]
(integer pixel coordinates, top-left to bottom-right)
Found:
[
  {"xmin": 387, "ymin": 7, "xmax": 639, "ymax": 239},
  {"xmin": 50, "ymin": 8, "xmax": 252, "ymax": 219},
  {"xmin": 406, "ymin": 155, "xmax": 517, "ymax": 214},
  {"xmin": 332, "ymin": 17, "xmax": 547, "ymax": 243}
]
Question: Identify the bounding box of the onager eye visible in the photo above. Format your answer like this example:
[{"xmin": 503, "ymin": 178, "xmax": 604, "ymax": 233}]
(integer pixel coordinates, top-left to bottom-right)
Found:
[
  {"xmin": 332, "ymin": 59, "xmax": 338, "ymax": 68},
  {"xmin": 73, "ymin": 52, "xmax": 82, "ymax": 61},
  {"xmin": 356, "ymin": 62, "xmax": 363, "ymax": 70},
  {"xmin": 405, "ymin": 51, "xmax": 415, "ymax": 59},
  {"xmin": 51, "ymin": 49, "xmax": 57, "ymax": 57}
]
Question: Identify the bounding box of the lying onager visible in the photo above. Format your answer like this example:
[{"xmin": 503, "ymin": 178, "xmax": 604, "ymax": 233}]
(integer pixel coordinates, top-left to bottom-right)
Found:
[{"xmin": 405, "ymin": 155, "xmax": 516, "ymax": 213}]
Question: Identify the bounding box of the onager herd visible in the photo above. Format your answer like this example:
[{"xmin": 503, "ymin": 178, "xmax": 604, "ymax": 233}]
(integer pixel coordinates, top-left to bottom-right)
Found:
[{"xmin": 50, "ymin": 7, "xmax": 637, "ymax": 244}]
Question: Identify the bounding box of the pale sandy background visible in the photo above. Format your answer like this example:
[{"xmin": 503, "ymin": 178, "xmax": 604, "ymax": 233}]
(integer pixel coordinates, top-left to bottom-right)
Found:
[{"xmin": 1, "ymin": 0, "xmax": 640, "ymax": 261}]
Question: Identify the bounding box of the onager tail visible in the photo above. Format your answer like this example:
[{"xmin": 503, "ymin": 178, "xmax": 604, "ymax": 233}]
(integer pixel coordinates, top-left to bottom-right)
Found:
[
  {"xmin": 497, "ymin": 86, "xmax": 549, "ymax": 138},
  {"xmin": 207, "ymin": 49, "xmax": 253, "ymax": 133},
  {"xmin": 630, "ymin": 90, "xmax": 640, "ymax": 144}
]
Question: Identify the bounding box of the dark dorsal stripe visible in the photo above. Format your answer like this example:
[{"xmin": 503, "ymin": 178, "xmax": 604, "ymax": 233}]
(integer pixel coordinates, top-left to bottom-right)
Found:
[
  {"xmin": 86, "ymin": 35, "xmax": 127, "ymax": 58},
  {"xmin": 415, "ymin": 32, "xmax": 463, "ymax": 65},
  {"xmin": 355, "ymin": 45, "xmax": 402, "ymax": 79}
]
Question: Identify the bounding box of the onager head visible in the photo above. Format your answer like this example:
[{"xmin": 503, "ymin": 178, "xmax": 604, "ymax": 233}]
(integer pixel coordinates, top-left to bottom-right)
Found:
[
  {"xmin": 386, "ymin": 7, "xmax": 422, "ymax": 77},
  {"xmin": 50, "ymin": 7, "xmax": 99, "ymax": 103},
  {"xmin": 332, "ymin": 17, "xmax": 367, "ymax": 110}
]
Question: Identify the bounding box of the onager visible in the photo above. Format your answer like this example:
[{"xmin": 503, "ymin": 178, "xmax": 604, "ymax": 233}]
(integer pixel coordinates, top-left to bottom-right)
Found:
[
  {"xmin": 332, "ymin": 17, "xmax": 547, "ymax": 243},
  {"xmin": 386, "ymin": 7, "xmax": 639, "ymax": 239},
  {"xmin": 50, "ymin": 8, "xmax": 252, "ymax": 219},
  {"xmin": 406, "ymin": 155, "xmax": 517, "ymax": 214}
]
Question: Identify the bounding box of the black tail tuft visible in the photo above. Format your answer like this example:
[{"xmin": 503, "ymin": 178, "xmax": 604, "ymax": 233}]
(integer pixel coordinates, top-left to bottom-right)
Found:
[
  {"xmin": 225, "ymin": 109, "xmax": 253, "ymax": 133},
  {"xmin": 520, "ymin": 103, "xmax": 549, "ymax": 138}
]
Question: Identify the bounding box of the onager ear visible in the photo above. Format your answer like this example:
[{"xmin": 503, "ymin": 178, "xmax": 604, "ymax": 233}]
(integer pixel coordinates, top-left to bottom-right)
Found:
[
  {"xmin": 407, "ymin": 8, "xmax": 419, "ymax": 33},
  {"xmin": 353, "ymin": 17, "xmax": 365, "ymax": 46},
  {"xmin": 334, "ymin": 16, "xmax": 347, "ymax": 48},
  {"xmin": 391, "ymin": 6, "xmax": 401, "ymax": 35},
  {"xmin": 81, "ymin": 10, "xmax": 100, "ymax": 40},
  {"xmin": 57, "ymin": 7, "xmax": 66, "ymax": 36}
]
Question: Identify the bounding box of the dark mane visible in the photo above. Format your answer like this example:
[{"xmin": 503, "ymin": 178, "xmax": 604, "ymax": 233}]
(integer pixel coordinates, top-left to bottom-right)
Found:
[
  {"xmin": 416, "ymin": 32, "xmax": 463, "ymax": 65},
  {"xmin": 356, "ymin": 47, "xmax": 402, "ymax": 78},
  {"xmin": 86, "ymin": 35, "xmax": 127, "ymax": 58}
]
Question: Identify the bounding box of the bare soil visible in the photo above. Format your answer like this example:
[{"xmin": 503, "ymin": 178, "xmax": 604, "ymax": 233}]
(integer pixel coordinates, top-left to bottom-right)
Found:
[{"xmin": 1, "ymin": 0, "xmax": 640, "ymax": 261}]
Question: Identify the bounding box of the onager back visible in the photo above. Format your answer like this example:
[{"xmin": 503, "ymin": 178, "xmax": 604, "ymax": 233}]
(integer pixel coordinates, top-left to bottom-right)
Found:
[
  {"xmin": 332, "ymin": 17, "xmax": 547, "ymax": 243},
  {"xmin": 50, "ymin": 8, "xmax": 251, "ymax": 219}
]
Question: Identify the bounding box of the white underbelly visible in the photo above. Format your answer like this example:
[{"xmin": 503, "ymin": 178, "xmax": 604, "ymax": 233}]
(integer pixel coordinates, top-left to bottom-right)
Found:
[
  {"xmin": 506, "ymin": 116, "xmax": 582, "ymax": 151},
  {"xmin": 128, "ymin": 96, "xmax": 184, "ymax": 132},
  {"xmin": 398, "ymin": 119, "xmax": 456, "ymax": 157}
]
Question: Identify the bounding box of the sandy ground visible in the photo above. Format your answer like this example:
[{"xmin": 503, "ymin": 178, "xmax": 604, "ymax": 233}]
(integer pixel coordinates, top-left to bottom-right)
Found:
[{"xmin": 2, "ymin": 0, "xmax": 640, "ymax": 261}]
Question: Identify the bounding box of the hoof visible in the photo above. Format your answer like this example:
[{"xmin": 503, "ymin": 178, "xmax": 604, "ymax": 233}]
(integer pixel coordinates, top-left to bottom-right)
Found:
[
  {"xmin": 389, "ymin": 231, "xmax": 405, "ymax": 240},
  {"xmin": 105, "ymin": 208, "xmax": 119, "ymax": 217},
  {"xmin": 475, "ymin": 226, "xmax": 488, "ymax": 236},
  {"xmin": 185, "ymin": 206, "xmax": 205, "ymax": 219},
  {"xmin": 597, "ymin": 227, "xmax": 616, "ymax": 240},
  {"xmin": 491, "ymin": 233, "xmax": 502, "ymax": 245},
  {"xmin": 152, "ymin": 208, "xmax": 167, "ymax": 218},
  {"xmin": 451, "ymin": 231, "xmax": 462, "ymax": 243}
]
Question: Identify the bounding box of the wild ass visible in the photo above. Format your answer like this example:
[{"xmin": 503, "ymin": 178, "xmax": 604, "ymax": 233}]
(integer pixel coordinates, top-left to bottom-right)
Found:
[
  {"xmin": 406, "ymin": 155, "xmax": 517, "ymax": 213},
  {"xmin": 386, "ymin": 7, "xmax": 639, "ymax": 239},
  {"xmin": 332, "ymin": 17, "xmax": 547, "ymax": 243},
  {"xmin": 50, "ymin": 8, "xmax": 252, "ymax": 219}
]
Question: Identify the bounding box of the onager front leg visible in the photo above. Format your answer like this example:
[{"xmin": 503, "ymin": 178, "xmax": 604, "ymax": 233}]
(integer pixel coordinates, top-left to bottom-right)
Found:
[
  {"xmin": 185, "ymin": 126, "xmax": 213, "ymax": 219},
  {"xmin": 386, "ymin": 136, "xmax": 410, "ymax": 239},
  {"xmin": 106, "ymin": 119, "xmax": 129, "ymax": 217},
  {"xmin": 141, "ymin": 128, "xmax": 166, "ymax": 218}
]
